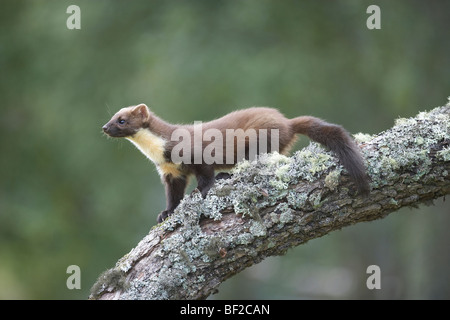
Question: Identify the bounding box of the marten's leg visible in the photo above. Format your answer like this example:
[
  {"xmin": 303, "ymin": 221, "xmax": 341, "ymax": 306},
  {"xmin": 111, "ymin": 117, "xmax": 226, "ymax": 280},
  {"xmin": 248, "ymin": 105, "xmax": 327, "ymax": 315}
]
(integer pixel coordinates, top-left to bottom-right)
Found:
[
  {"xmin": 157, "ymin": 174, "xmax": 188, "ymax": 223},
  {"xmin": 193, "ymin": 165, "xmax": 215, "ymax": 199}
]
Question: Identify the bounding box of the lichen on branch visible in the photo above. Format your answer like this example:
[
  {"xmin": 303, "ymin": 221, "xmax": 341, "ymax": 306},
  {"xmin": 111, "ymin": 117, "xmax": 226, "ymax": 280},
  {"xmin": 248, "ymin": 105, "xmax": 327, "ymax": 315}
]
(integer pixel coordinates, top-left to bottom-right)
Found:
[{"xmin": 91, "ymin": 101, "xmax": 450, "ymax": 300}]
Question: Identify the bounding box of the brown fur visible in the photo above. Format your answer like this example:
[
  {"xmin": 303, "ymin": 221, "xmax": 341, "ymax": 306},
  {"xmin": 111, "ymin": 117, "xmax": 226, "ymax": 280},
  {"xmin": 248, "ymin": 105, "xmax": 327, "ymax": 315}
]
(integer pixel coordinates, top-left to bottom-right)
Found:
[{"xmin": 103, "ymin": 104, "xmax": 369, "ymax": 223}]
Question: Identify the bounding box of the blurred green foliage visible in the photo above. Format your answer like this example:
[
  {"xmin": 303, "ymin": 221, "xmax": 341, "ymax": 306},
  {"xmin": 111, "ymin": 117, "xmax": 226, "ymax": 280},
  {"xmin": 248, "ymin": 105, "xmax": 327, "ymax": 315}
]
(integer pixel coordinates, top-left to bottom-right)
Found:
[{"xmin": 0, "ymin": 0, "xmax": 449, "ymax": 299}]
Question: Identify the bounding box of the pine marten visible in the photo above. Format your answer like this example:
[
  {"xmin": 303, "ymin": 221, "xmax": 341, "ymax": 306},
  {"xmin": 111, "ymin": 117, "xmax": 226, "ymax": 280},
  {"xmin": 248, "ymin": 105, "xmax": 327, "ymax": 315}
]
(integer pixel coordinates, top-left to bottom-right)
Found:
[{"xmin": 103, "ymin": 104, "xmax": 369, "ymax": 223}]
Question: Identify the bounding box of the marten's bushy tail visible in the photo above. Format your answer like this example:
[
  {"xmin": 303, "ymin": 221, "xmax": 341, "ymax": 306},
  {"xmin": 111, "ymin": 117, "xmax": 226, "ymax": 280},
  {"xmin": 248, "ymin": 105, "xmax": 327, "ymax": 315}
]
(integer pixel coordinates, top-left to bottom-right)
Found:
[{"xmin": 290, "ymin": 116, "xmax": 370, "ymax": 195}]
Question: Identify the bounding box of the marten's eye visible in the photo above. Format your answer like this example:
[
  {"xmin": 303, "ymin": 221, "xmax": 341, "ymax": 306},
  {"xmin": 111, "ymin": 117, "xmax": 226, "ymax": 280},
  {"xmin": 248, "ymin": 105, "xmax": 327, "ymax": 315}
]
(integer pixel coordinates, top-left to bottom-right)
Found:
[{"xmin": 118, "ymin": 119, "xmax": 126, "ymax": 125}]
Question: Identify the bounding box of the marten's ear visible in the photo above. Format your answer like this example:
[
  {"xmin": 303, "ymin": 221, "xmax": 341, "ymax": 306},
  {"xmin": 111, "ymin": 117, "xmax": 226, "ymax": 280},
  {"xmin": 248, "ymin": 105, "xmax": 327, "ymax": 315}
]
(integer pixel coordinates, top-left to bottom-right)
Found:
[{"xmin": 132, "ymin": 103, "xmax": 150, "ymax": 120}]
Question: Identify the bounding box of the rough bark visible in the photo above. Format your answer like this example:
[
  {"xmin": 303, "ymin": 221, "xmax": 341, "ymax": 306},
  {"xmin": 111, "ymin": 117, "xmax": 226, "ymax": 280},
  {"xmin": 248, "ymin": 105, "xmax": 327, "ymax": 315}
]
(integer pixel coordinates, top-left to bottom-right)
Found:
[{"xmin": 90, "ymin": 101, "xmax": 450, "ymax": 300}]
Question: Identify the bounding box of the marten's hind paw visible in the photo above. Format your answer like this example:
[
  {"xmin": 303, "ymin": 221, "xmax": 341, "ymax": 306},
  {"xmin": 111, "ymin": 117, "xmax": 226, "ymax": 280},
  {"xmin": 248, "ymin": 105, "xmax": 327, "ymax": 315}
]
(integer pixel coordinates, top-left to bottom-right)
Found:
[{"xmin": 157, "ymin": 210, "xmax": 172, "ymax": 223}]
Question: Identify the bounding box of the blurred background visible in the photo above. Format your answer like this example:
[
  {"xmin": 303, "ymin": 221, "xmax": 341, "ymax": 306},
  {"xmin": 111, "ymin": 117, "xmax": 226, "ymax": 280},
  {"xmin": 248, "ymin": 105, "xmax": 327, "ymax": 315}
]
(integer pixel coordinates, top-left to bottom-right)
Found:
[{"xmin": 0, "ymin": 0, "xmax": 449, "ymax": 299}]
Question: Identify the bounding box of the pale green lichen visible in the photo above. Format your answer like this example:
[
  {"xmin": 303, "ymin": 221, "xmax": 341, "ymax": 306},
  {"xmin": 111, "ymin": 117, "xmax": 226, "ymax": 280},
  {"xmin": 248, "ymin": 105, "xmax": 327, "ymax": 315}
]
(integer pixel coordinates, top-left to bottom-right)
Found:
[
  {"xmin": 278, "ymin": 204, "xmax": 294, "ymax": 224},
  {"xmin": 365, "ymin": 104, "xmax": 450, "ymax": 188},
  {"xmin": 308, "ymin": 190, "xmax": 322, "ymax": 208},
  {"xmin": 237, "ymin": 232, "xmax": 254, "ymax": 245},
  {"xmin": 262, "ymin": 151, "xmax": 292, "ymax": 166},
  {"xmin": 249, "ymin": 220, "xmax": 267, "ymax": 237},
  {"xmin": 354, "ymin": 132, "xmax": 374, "ymax": 143},
  {"xmin": 287, "ymin": 190, "xmax": 308, "ymax": 209},
  {"xmin": 415, "ymin": 136, "xmax": 425, "ymax": 146},
  {"xmin": 269, "ymin": 178, "xmax": 289, "ymax": 191},
  {"xmin": 267, "ymin": 240, "xmax": 276, "ymax": 249},
  {"xmin": 232, "ymin": 159, "xmax": 252, "ymax": 174},
  {"xmin": 270, "ymin": 212, "xmax": 280, "ymax": 224},
  {"xmin": 275, "ymin": 164, "xmax": 291, "ymax": 182},
  {"xmin": 389, "ymin": 198, "xmax": 398, "ymax": 206},
  {"xmin": 379, "ymin": 156, "xmax": 400, "ymax": 172},
  {"xmin": 438, "ymin": 146, "xmax": 450, "ymax": 161},
  {"xmin": 324, "ymin": 169, "xmax": 341, "ymax": 191},
  {"xmin": 90, "ymin": 268, "xmax": 129, "ymax": 299},
  {"xmin": 394, "ymin": 117, "xmax": 408, "ymax": 126},
  {"xmin": 298, "ymin": 149, "xmax": 333, "ymax": 176}
]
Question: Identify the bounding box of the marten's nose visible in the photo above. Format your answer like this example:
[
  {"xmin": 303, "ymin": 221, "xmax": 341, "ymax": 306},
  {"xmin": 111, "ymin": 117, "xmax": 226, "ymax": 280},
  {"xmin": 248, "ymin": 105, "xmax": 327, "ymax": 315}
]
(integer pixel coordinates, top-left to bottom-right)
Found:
[{"xmin": 102, "ymin": 125, "xmax": 108, "ymax": 132}]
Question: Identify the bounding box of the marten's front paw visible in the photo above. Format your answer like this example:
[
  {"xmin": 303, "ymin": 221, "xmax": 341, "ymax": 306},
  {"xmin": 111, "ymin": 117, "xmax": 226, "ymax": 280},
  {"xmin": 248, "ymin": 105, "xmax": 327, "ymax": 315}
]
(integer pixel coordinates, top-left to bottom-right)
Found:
[
  {"xmin": 157, "ymin": 210, "xmax": 171, "ymax": 223},
  {"xmin": 191, "ymin": 187, "xmax": 210, "ymax": 199},
  {"xmin": 215, "ymin": 172, "xmax": 232, "ymax": 180}
]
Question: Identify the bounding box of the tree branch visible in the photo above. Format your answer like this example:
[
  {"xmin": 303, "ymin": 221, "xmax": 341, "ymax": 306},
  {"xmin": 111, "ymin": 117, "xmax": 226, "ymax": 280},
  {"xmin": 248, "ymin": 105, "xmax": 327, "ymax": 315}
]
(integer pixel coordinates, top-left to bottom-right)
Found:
[{"xmin": 90, "ymin": 101, "xmax": 450, "ymax": 300}]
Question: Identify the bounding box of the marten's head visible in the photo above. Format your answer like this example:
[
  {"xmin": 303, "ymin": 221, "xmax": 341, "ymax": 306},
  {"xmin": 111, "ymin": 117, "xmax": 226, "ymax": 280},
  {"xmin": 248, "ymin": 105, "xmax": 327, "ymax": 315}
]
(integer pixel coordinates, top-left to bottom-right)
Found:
[{"xmin": 102, "ymin": 104, "xmax": 151, "ymax": 138}]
